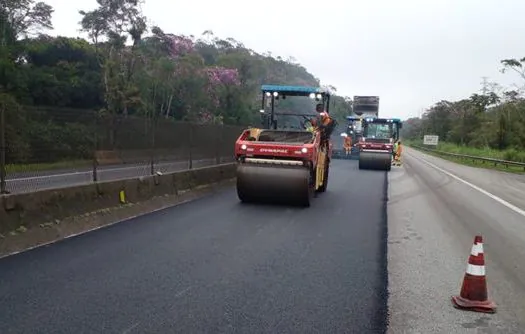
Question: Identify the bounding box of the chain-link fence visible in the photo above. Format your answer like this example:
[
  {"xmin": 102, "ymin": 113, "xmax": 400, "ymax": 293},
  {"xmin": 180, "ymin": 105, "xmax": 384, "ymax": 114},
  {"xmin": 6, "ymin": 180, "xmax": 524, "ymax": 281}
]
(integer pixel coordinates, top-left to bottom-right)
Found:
[{"xmin": 0, "ymin": 106, "xmax": 245, "ymax": 194}]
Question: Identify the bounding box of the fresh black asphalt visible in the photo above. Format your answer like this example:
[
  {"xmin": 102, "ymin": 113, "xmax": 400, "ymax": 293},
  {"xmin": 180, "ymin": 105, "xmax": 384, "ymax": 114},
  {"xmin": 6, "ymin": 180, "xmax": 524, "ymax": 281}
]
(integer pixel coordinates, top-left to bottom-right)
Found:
[{"xmin": 0, "ymin": 159, "xmax": 389, "ymax": 333}]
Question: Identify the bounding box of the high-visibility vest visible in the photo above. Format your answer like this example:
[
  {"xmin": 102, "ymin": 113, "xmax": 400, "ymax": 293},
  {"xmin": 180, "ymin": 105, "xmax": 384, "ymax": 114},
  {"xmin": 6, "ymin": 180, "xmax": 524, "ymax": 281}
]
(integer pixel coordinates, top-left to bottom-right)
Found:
[
  {"xmin": 344, "ymin": 136, "xmax": 352, "ymax": 147},
  {"xmin": 311, "ymin": 111, "xmax": 333, "ymax": 127},
  {"xmin": 318, "ymin": 112, "xmax": 333, "ymax": 126}
]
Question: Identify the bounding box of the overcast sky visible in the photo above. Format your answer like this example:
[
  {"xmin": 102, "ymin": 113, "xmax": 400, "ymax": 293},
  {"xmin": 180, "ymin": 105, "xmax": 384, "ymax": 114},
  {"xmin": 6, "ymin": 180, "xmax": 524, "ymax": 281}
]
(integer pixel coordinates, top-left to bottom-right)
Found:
[{"xmin": 45, "ymin": 0, "xmax": 525, "ymax": 119}]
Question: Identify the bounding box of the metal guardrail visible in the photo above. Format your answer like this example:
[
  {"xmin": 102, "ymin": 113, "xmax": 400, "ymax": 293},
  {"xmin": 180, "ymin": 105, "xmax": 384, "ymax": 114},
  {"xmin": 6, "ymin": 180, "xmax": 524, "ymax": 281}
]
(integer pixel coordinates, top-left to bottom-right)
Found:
[{"xmin": 411, "ymin": 145, "xmax": 525, "ymax": 171}]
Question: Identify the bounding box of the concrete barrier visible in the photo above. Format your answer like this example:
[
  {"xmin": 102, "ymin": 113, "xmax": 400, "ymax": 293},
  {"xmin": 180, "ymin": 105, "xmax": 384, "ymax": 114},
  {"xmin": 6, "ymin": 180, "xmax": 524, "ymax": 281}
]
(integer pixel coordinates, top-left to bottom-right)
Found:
[{"xmin": 0, "ymin": 163, "xmax": 236, "ymax": 249}]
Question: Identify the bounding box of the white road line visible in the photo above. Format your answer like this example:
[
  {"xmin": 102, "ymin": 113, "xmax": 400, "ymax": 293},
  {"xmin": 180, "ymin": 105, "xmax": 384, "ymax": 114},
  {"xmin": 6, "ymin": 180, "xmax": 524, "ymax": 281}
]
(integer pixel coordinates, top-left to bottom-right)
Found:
[
  {"xmin": 411, "ymin": 152, "xmax": 525, "ymax": 218},
  {"xmin": 7, "ymin": 171, "xmax": 91, "ymax": 182},
  {"xmin": 122, "ymin": 322, "xmax": 140, "ymax": 333},
  {"xmin": 5, "ymin": 159, "xmax": 215, "ymax": 182},
  {"xmin": 6, "ymin": 161, "xmax": 186, "ymax": 182},
  {"xmin": 175, "ymin": 286, "xmax": 193, "ymax": 298}
]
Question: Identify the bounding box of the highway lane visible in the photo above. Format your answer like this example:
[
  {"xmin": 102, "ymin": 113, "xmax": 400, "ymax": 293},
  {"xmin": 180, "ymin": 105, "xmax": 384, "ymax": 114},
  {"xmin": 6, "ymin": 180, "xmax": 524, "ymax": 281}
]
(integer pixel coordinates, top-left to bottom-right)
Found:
[
  {"xmin": 5, "ymin": 157, "xmax": 233, "ymax": 194},
  {"xmin": 410, "ymin": 147, "xmax": 525, "ymax": 210},
  {"xmin": 387, "ymin": 147, "xmax": 525, "ymax": 333},
  {"xmin": 0, "ymin": 159, "xmax": 389, "ymax": 333}
]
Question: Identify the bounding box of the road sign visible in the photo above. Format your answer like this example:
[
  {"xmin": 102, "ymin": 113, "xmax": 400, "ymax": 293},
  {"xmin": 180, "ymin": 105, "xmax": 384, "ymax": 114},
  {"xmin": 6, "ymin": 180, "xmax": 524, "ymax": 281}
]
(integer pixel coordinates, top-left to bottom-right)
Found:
[{"xmin": 423, "ymin": 135, "xmax": 439, "ymax": 146}]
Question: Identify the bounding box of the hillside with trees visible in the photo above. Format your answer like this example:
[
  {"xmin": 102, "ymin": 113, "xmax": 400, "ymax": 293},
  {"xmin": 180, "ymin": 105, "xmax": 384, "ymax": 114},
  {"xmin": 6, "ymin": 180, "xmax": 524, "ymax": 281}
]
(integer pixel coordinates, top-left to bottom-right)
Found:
[
  {"xmin": 401, "ymin": 57, "xmax": 525, "ymax": 162},
  {"xmin": 0, "ymin": 0, "xmax": 352, "ymax": 167}
]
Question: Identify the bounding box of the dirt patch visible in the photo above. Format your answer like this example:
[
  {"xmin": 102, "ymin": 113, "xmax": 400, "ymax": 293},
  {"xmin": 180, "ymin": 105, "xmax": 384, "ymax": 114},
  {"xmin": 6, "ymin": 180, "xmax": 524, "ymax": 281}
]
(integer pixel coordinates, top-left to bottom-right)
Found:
[{"xmin": 0, "ymin": 179, "xmax": 235, "ymax": 258}]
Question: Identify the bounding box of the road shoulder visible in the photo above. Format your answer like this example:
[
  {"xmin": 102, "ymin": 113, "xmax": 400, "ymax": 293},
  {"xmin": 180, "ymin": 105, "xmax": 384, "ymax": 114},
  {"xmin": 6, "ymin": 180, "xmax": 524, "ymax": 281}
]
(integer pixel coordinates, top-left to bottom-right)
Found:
[
  {"xmin": 386, "ymin": 153, "xmax": 524, "ymax": 333},
  {"xmin": 406, "ymin": 147, "xmax": 525, "ymax": 211}
]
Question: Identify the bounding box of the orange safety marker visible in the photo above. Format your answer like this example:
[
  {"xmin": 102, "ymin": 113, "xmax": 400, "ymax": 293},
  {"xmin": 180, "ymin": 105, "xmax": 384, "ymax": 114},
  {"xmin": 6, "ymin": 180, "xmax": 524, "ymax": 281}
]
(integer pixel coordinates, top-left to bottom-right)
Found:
[{"xmin": 451, "ymin": 235, "xmax": 496, "ymax": 313}]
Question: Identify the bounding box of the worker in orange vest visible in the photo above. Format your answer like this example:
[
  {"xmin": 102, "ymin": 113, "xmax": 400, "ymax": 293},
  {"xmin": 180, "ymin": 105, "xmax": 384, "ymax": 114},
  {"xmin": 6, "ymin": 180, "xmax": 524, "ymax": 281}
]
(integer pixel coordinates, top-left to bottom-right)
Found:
[
  {"xmin": 343, "ymin": 135, "xmax": 352, "ymax": 155},
  {"xmin": 394, "ymin": 140, "xmax": 402, "ymax": 165},
  {"xmin": 310, "ymin": 103, "xmax": 335, "ymax": 146}
]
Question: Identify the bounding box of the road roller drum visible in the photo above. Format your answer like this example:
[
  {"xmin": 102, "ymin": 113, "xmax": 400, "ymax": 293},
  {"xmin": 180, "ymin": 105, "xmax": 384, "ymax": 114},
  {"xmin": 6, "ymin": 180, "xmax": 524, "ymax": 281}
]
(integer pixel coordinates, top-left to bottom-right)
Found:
[
  {"xmin": 236, "ymin": 164, "xmax": 313, "ymax": 206},
  {"xmin": 358, "ymin": 151, "xmax": 392, "ymax": 171}
]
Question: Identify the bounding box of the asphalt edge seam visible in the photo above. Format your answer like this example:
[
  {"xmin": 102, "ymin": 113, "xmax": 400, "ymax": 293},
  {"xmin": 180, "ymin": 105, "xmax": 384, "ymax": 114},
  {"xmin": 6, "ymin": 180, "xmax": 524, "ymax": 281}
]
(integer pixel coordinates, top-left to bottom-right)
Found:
[
  {"xmin": 0, "ymin": 179, "xmax": 235, "ymax": 260},
  {"xmin": 372, "ymin": 170, "xmax": 390, "ymax": 333},
  {"xmin": 381, "ymin": 170, "xmax": 390, "ymax": 333}
]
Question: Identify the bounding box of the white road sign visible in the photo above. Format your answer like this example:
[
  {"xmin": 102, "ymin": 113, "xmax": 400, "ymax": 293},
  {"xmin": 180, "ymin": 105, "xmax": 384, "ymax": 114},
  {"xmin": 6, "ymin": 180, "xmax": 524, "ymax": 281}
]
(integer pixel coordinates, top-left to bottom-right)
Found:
[{"xmin": 423, "ymin": 135, "xmax": 439, "ymax": 146}]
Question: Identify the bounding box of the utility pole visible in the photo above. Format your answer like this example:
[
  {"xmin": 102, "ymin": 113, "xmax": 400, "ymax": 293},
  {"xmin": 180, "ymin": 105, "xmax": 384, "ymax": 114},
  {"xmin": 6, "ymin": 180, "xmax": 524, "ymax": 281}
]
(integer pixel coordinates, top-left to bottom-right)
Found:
[
  {"xmin": 481, "ymin": 76, "xmax": 489, "ymax": 96},
  {"xmin": 0, "ymin": 103, "xmax": 6, "ymax": 194}
]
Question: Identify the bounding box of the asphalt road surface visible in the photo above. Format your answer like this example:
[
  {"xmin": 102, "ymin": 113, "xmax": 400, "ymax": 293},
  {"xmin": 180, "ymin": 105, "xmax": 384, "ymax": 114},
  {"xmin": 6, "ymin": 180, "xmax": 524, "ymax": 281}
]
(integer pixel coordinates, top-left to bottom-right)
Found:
[
  {"xmin": 387, "ymin": 147, "xmax": 525, "ymax": 333},
  {"xmin": 3, "ymin": 147, "xmax": 524, "ymax": 333},
  {"xmin": 0, "ymin": 159, "xmax": 389, "ymax": 334},
  {"xmin": 5, "ymin": 157, "xmax": 231, "ymax": 194}
]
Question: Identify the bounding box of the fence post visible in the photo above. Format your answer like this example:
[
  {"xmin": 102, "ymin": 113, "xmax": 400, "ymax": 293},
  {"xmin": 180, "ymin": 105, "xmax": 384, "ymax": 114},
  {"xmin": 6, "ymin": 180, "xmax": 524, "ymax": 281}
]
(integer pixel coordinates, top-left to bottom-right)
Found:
[
  {"xmin": 0, "ymin": 104, "xmax": 7, "ymax": 194},
  {"xmin": 150, "ymin": 114, "xmax": 156, "ymax": 175},
  {"xmin": 188, "ymin": 123, "xmax": 193, "ymax": 170},
  {"xmin": 215, "ymin": 126, "xmax": 222, "ymax": 165},
  {"xmin": 92, "ymin": 110, "xmax": 98, "ymax": 183}
]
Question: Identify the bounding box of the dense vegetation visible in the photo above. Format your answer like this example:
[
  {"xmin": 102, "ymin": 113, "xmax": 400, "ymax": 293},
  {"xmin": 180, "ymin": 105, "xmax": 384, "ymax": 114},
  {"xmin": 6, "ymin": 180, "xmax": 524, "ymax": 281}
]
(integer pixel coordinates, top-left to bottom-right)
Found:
[
  {"xmin": 0, "ymin": 0, "xmax": 352, "ymax": 166},
  {"xmin": 402, "ymin": 57, "xmax": 525, "ymax": 162}
]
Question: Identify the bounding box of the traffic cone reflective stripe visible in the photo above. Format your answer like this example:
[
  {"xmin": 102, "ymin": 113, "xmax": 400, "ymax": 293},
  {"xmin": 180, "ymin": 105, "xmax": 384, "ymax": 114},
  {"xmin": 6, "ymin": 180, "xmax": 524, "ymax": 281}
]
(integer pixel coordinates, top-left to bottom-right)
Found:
[
  {"xmin": 471, "ymin": 240, "xmax": 483, "ymax": 256},
  {"xmin": 451, "ymin": 235, "xmax": 496, "ymax": 313},
  {"xmin": 466, "ymin": 264, "xmax": 485, "ymax": 276}
]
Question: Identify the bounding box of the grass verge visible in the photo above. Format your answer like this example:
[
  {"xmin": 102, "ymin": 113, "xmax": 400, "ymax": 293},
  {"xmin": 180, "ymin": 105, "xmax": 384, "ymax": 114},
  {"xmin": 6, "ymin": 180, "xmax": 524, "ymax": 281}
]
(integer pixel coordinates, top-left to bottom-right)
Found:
[{"xmin": 404, "ymin": 139, "xmax": 525, "ymax": 174}]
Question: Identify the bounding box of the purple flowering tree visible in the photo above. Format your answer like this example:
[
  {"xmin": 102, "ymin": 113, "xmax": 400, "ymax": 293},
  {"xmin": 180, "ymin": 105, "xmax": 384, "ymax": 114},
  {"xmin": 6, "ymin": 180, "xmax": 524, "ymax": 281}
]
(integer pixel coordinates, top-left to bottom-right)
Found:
[
  {"xmin": 145, "ymin": 30, "xmax": 210, "ymax": 121},
  {"xmin": 140, "ymin": 28, "xmax": 243, "ymax": 124},
  {"xmin": 165, "ymin": 35, "xmax": 195, "ymax": 58},
  {"xmin": 198, "ymin": 66, "xmax": 240, "ymax": 124}
]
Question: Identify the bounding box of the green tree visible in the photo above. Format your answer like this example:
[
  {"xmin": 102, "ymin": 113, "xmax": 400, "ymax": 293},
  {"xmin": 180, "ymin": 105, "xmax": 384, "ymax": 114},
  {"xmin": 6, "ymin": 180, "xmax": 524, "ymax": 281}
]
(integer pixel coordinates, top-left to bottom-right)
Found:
[
  {"xmin": 402, "ymin": 57, "xmax": 525, "ymax": 154},
  {"xmin": 79, "ymin": 0, "xmax": 147, "ymax": 147},
  {"xmin": 1, "ymin": 5, "xmax": 358, "ymax": 165}
]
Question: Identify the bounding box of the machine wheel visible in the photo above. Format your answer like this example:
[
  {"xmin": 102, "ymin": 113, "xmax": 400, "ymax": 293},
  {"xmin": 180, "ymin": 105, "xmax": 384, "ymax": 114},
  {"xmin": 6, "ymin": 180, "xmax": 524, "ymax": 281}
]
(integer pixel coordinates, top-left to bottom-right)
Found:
[
  {"xmin": 237, "ymin": 192, "xmax": 254, "ymax": 204},
  {"xmin": 300, "ymin": 168, "xmax": 315, "ymax": 207},
  {"xmin": 237, "ymin": 179, "xmax": 253, "ymax": 204},
  {"xmin": 358, "ymin": 158, "xmax": 365, "ymax": 170}
]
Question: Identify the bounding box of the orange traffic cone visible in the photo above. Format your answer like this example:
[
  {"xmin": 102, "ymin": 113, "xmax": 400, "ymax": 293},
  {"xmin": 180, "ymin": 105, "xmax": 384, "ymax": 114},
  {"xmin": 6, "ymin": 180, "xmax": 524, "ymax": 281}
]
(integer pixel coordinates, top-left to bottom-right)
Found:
[{"xmin": 451, "ymin": 235, "xmax": 496, "ymax": 313}]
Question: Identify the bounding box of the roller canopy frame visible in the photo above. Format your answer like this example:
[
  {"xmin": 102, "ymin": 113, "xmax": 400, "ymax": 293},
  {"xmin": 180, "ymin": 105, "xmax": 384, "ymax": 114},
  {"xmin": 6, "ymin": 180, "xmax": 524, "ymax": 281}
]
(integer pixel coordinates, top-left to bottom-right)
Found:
[
  {"xmin": 261, "ymin": 85, "xmax": 332, "ymax": 97},
  {"xmin": 260, "ymin": 84, "xmax": 332, "ymax": 130},
  {"xmin": 361, "ymin": 117, "xmax": 403, "ymax": 143}
]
